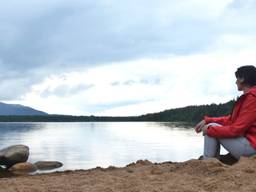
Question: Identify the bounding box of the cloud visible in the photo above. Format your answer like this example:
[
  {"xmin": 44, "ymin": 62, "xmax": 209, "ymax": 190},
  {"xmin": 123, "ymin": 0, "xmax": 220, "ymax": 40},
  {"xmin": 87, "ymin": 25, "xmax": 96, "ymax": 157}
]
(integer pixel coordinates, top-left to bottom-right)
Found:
[
  {"xmin": 16, "ymin": 49, "xmax": 254, "ymax": 116},
  {"xmin": 0, "ymin": 0, "xmax": 234, "ymax": 72},
  {"xmin": 1, "ymin": 0, "xmax": 256, "ymax": 115},
  {"xmin": 228, "ymin": 0, "xmax": 256, "ymax": 10}
]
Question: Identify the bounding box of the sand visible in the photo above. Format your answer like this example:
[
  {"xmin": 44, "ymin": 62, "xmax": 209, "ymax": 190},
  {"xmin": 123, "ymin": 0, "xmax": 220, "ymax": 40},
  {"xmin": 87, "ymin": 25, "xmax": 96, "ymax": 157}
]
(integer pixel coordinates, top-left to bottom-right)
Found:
[{"xmin": 1, "ymin": 157, "xmax": 256, "ymax": 192}]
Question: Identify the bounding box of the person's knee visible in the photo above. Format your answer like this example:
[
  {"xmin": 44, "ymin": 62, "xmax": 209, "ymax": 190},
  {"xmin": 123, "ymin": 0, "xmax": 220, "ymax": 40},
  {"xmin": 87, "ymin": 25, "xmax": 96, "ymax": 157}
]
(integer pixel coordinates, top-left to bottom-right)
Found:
[
  {"xmin": 207, "ymin": 123, "xmax": 222, "ymax": 127},
  {"xmin": 204, "ymin": 135, "xmax": 218, "ymax": 140}
]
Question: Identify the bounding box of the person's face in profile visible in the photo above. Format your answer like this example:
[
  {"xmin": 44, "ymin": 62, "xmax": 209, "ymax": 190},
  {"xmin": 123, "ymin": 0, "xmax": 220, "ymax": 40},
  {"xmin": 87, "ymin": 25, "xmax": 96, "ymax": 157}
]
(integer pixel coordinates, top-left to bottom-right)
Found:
[{"xmin": 236, "ymin": 77, "xmax": 244, "ymax": 91}]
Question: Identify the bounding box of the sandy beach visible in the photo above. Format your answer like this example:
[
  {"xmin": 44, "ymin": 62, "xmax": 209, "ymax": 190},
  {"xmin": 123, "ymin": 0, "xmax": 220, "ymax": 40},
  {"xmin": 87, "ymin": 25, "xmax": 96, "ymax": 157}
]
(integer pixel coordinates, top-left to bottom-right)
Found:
[{"xmin": 1, "ymin": 156, "xmax": 256, "ymax": 192}]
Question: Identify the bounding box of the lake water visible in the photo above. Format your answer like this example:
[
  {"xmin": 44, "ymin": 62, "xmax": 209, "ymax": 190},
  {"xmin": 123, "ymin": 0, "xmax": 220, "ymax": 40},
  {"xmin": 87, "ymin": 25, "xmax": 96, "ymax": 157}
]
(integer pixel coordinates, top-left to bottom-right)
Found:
[{"xmin": 0, "ymin": 122, "xmax": 205, "ymax": 171}]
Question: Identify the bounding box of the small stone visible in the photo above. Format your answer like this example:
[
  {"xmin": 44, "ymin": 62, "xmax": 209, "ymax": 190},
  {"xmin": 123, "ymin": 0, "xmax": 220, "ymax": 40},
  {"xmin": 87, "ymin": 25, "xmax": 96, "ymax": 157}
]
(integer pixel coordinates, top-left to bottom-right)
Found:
[
  {"xmin": 34, "ymin": 161, "xmax": 63, "ymax": 170},
  {"xmin": 150, "ymin": 167, "xmax": 163, "ymax": 175},
  {"xmin": 243, "ymin": 168, "xmax": 255, "ymax": 173},
  {"xmin": 9, "ymin": 162, "xmax": 37, "ymax": 173},
  {"xmin": 0, "ymin": 145, "xmax": 29, "ymax": 168},
  {"xmin": 126, "ymin": 168, "xmax": 134, "ymax": 173}
]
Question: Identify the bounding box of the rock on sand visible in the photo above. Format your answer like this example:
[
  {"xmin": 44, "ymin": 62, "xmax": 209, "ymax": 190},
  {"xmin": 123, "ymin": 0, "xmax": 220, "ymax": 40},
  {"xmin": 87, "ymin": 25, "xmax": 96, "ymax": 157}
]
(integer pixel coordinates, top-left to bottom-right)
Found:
[
  {"xmin": 34, "ymin": 161, "xmax": 63, "ymax": 170},
  {"xmin": 9, "ymin": 162, "xmax": 37, "ymax": 173},
  {"xmin": 0, "ymin": 145, "xmax": 29, "ymax": 168}
]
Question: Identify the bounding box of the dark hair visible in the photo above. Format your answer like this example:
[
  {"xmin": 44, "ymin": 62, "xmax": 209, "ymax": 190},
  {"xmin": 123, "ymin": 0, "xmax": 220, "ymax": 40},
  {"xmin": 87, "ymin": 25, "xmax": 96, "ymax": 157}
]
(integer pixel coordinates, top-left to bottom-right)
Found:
[{"xmin": 235, "ymin": 65, "xmax": 256, "ymax": 86}]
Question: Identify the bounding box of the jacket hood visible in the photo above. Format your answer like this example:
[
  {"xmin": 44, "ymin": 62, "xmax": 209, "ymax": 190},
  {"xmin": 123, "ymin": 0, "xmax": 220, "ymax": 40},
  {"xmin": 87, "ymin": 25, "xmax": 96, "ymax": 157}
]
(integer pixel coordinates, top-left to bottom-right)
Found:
[{"xmin": 247, "ymin": 86, "xmax": 256, "ymax": 97}]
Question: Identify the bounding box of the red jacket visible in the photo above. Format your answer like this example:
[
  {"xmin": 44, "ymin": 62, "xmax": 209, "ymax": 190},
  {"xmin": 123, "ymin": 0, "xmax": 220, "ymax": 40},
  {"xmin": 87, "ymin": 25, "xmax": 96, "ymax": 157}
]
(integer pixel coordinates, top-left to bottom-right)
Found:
[{"xmin": 204, "ymin": 86, "xmax": 256, "ymax": 149}]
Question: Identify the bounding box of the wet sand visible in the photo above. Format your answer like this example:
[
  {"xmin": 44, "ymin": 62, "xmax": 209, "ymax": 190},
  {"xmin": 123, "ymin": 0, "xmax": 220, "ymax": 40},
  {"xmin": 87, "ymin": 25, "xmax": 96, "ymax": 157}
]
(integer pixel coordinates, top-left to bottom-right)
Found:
[{"xmin": 1, "ymin": 157, "xmax": 256, "ymax": 192}]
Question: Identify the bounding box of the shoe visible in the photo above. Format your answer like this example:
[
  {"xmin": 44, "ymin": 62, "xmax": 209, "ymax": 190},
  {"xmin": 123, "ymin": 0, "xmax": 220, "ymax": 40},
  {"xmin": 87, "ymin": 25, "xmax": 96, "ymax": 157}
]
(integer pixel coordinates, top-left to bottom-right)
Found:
[
  {"xmin": 198, "ymin": 155, "xmax": 204, "ymax": 160},
  {"xmin": 219, "ymin": 153, "xmax": 238, "ymax": 165}
]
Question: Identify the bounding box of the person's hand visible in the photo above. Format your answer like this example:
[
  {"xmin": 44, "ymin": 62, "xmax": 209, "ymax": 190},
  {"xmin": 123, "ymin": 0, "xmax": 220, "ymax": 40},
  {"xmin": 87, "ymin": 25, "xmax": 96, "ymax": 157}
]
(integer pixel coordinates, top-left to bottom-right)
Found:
[
  {"xmin": 194, "ymin": 120, "xmax": 206, "ymax": 133},
  {"xmin": 201, "ymin": 125, "xmax": 209, "ymax": 136}
]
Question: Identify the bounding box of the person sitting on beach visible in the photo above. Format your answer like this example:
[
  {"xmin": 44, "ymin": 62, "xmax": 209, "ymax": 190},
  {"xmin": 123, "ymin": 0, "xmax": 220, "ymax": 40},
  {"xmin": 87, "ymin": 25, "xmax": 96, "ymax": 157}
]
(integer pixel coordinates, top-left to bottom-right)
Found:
[{"xmin": 195, "ymin": 65, "xmax": 256, "ymax": 161}]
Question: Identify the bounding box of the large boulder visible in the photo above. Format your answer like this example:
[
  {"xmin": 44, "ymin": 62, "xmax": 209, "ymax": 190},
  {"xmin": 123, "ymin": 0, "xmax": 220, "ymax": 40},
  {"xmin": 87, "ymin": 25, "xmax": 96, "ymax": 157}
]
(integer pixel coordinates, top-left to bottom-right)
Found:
[
  {"xmin": 34, "ymin": 161, "xmax": 63, "ymax": 170},
  {"xmin": 0, "ymin": 145, "xmax": 29, "ymax": 169}
]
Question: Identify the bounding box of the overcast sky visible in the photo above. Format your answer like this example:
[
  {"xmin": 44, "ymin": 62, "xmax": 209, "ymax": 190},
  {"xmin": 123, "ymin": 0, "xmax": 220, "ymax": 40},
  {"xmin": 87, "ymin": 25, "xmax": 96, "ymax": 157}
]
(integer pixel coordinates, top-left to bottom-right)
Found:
[{"xmin": 0, "ymin": 0, "xmax": 256, "ymax": 116}]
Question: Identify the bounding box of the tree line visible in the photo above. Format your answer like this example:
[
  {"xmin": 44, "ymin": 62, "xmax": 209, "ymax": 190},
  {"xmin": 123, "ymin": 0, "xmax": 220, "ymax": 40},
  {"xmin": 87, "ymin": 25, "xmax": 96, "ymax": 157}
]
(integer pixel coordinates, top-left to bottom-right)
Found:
[
  {"xmin": 136, "ymin": 99, "xmax": 235, "ymax": 122},
  {"xmin": 0, "ymin": 99, "xmax": 235, "ymax": 122}
]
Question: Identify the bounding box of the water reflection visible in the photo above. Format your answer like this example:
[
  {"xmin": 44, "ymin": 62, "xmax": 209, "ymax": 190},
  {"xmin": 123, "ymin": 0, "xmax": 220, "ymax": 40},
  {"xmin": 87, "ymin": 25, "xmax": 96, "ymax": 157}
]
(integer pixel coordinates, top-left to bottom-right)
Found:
[
  {"xmin": 0, "ymin": 122, "xmax": 204, "ymax": 171},
  {"xmin": 155, "ymin": 121, "xmax": 196, "ymax": 129}
]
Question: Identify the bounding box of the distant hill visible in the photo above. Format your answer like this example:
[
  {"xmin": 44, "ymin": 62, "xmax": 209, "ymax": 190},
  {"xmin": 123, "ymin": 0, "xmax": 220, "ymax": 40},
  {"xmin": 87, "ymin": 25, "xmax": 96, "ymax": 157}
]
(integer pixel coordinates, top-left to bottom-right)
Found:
[
  {"xmin": 0, "ymin": 102, "xmax": 48, "ymax": 116},
  {"xmin": 136, "ymin": 100, "xmax": 235, "ymax": 122}
]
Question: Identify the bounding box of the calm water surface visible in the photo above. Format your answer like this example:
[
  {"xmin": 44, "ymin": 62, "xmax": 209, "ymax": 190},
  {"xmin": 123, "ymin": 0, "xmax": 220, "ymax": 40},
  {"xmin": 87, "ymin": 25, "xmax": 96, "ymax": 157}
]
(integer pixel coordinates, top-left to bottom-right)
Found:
[{"xmin": 0, "ymin": 122, "xmax": 204, "ymax": 171}]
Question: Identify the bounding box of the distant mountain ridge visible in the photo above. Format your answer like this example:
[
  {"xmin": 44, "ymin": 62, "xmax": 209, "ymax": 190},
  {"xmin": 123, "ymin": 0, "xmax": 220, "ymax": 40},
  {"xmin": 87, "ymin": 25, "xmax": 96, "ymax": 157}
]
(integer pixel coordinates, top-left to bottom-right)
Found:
[{"xmin": 0, "ymin": 102, "xmax": 48, "ymax": 116}]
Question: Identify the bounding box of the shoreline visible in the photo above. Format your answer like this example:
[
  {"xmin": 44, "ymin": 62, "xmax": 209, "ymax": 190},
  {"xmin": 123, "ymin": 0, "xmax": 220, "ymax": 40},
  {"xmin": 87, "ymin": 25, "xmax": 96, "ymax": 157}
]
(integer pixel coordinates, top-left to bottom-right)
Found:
[{"xmin": 1, "ymin": 157, "xmax": 256, "ymax": 192}]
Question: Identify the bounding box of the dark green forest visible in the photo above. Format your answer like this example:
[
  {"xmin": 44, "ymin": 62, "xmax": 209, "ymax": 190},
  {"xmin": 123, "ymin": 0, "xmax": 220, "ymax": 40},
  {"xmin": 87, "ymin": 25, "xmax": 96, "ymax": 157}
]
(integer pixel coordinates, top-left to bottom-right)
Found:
[
  {"xmin": 0, "ymin": 99, "xmax": 235, "ymax": 123},
  {"xmin": 137, "ymin": 100, "xmax": 235, "ymax": 122}
]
